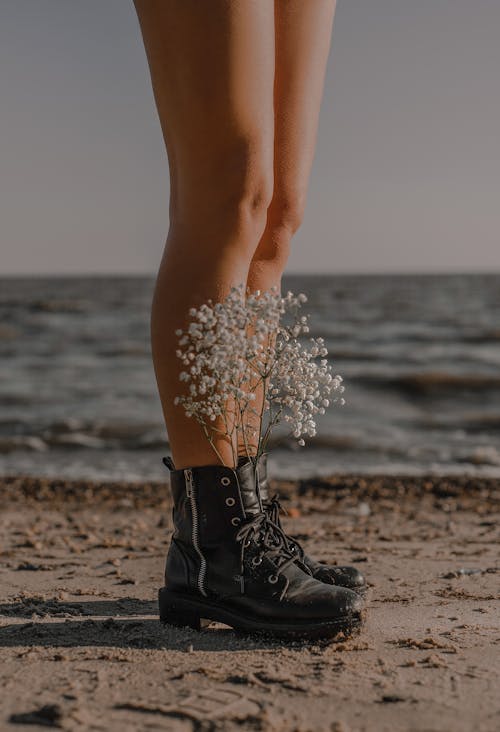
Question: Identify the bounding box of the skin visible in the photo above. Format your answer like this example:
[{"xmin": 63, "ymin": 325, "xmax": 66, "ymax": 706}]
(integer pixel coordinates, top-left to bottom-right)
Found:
[{"xmin": 133, "ymin": 0, "xmax": 336, "ymax": 469}]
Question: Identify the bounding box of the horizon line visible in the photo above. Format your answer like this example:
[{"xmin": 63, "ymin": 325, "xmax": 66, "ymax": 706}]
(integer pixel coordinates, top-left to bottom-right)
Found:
[{"xmin": 1, "ymin": 269, "xmax": 499, "ymax": 279}]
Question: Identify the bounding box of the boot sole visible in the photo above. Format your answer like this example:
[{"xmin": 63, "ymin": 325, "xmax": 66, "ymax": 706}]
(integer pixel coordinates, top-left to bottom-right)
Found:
[{"xmin": 158, "ymin": 587, "xmax": 363, "ymax": 640}]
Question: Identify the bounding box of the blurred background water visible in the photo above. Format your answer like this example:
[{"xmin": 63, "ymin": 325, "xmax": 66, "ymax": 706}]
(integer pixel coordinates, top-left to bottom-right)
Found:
[{"xmin": 1, "ymin": 273, "xmax": 499, "ymax": 481}]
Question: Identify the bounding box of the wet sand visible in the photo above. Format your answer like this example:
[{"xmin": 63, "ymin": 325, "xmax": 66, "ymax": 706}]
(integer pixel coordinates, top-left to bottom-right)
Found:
[{"xmin": 1, "ymin": 473, "xmax": 499, "ymax": 731}]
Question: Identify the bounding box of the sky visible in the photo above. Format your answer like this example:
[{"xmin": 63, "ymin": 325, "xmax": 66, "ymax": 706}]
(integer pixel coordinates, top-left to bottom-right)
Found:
[{"xmin": 1, "ymin": 0, "xmax": 499, "ymax": 275}]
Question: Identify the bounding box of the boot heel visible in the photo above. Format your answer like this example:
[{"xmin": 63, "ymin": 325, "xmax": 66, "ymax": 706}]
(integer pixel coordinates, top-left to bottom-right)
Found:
[{"xmin": 158, "ymin": 588, "xmax": 210, "ymax": 631}]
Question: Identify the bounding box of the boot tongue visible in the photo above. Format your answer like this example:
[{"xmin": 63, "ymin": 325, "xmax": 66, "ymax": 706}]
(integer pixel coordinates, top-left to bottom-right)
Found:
[{"xmin": 236, "ymin": 460, "xmax": 261, "ymax": 516}]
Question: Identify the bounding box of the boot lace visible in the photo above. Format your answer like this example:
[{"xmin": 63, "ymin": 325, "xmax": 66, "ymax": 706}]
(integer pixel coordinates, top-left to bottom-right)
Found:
[
  {"xmin": 235, "ymin": 510, "xmax": 299, "ymax": 588},
  {"xmin": 266, "ymin": 495, "xmax": 305, "ymax": 560}
]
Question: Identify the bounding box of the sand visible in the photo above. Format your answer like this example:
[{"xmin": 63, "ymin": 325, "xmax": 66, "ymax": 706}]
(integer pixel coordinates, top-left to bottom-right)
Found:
[{"xmin": 0, "ymin": 473, "xmax": 499, "ymax": 731}]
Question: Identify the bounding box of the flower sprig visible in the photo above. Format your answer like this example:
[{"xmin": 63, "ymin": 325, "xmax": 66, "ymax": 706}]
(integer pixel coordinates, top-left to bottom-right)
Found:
[{"xmin": 174, "ymin": 284, "xmax": 345, "ymax": 466}]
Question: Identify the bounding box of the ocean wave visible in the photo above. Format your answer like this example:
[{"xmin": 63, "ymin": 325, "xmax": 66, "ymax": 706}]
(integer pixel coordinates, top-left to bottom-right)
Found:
[
  {"xmin": 46, "ymin": 433, "xmax": 107, "ymax": 449},
  {"xmin": 0, "ymin": 417, "xmax": 165, "ymax": 451},
  {"xmin": 0, "ymin": 325, "xmax": 19, "ymax": 340},
  {"xmin": 28, "ymin": 299, "xmax": 89, "ymax": 314},
  {"xmin": 327, "ymin": 350, "xmax": 380, "ymax": 362},
  {"xmin": 266, "ymin": 434, "xmax": 359, "ymax": 451},
  {"xmin": 458, "ymin": 446, "xmax": 500, "ymax": 466},
  {"xmin": 461, "ymin": 330, "xmax": 500, "ymax": 343},
  {"xmin": 306, "ymin": 326, "xmax": 500, "ymax": 346},
  {"xmin": 421, "ymin": 414, "xmax": 500, "ymax": 432},
  {"xmin": 459, "ymin": 415, "xmax": 500, "ymax": 431},
  {"xmin": 266, "ymin": 432, "xmax": 415, "ymax": 458},
  {"xmin": 1, "ymin": 299, "xmax": 90, "ymax": 313},
  {"xmin": 96, "ymin": 346, "xmax": 150, "ymax": 358},
  {"xmin": 0, "ymin": 393, "xmax": 41, "ymax": 406},
  {"xmin": 0, "ymin": 436, "xmax": 47, "ymax": 454},
  {"xmin": 356, "ymin": 372, "xmax": 500, "ymax": 393}
]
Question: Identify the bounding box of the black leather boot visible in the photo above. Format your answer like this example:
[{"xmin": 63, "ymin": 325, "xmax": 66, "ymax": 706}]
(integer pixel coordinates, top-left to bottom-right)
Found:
[
  {"xmin": 160, "ymin": 456, "xmax": 364, "ymax": 640},
  {"xmin": 237, "ymin": 453, "xmax": 367, "ymax": 595}
]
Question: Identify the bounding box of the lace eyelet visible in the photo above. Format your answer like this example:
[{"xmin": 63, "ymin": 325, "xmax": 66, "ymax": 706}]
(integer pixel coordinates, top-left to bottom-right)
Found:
[
  {"xmin": 268, "ymin": 574, "xmax": 279, "ymax": 584},
  {"xmin": 231, "ymin": 517, "xmax": 241, "ymax": 527},
  {"xmin": 221, "ymin": 476, "xmax": 231, "ymax": 486},
  {"xmin": 225, "ymin": 497, "xmax": 236, "ymax": 507},
  {"xmin": 251, "ymin": 555, "xmax": 263, "ymax": 566}
]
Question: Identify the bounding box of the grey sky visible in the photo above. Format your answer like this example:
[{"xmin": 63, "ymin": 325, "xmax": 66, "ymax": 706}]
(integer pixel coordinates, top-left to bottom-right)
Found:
[{"xmin": 1, "ymin": 0, "xmax": 499, "ymax": 275}]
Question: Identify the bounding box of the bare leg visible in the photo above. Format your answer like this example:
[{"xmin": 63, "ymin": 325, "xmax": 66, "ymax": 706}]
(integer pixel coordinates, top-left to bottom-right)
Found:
[
  {"xmin": 133, "ymin": 1, "xmax": 275, "ymax": 468},
  {"xmin": 239, "ymin": 0, "xmax": 337, "ymax": 455}
]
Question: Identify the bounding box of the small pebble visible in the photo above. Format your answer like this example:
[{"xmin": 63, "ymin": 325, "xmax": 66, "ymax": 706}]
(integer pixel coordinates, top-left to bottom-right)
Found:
[{"xmin": 357, "ymin": 502, "xmax": 371, "ymax": 517}]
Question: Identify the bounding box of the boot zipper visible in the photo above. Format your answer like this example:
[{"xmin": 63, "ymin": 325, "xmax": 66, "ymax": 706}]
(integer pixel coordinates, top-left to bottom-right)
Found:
[{"xmin": 184, "ymin": 468, "xmax": 207, "ymax": 597}]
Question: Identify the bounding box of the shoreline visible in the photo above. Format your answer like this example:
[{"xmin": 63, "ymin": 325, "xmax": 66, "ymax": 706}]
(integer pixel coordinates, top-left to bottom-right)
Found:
[{"xmin": 2, "ymin": 471, "xmax": 499, "ymax": 507}]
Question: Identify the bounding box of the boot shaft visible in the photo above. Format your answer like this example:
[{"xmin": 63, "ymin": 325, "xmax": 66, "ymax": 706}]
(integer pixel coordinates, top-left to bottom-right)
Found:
[
  {"xmin": 165, "ymin": 458, "xmax": 262, "ymax": 547},
  {"xmin": 237, "ymin": 452, "xmax": 269, "ymax": 503},
  {"xmin": 163, "ymin": 457, "xmax": 266, "ymax": 598}
]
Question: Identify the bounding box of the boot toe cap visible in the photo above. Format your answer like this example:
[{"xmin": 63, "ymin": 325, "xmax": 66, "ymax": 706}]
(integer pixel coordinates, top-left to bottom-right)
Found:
[
  {"xmin": 311, "ymin": 584, "xmax": 364, "ymax": 620},
  {"xmin": 312, "ymin": 563, "xmax": 367, "ymax": 592},
  {"xmin": 284, "ymin": 574, "xmax": 364, "ymax": 619},
  {"xmin": 325, "ymin": 584, "xmax": 364, "ymax": 616}
]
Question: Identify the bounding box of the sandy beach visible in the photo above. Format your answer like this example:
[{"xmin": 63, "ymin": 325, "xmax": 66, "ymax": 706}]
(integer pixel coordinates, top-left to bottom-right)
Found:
[{"xmin": 1, "ymin": 473, "xmax": 498, "ymax": 731}]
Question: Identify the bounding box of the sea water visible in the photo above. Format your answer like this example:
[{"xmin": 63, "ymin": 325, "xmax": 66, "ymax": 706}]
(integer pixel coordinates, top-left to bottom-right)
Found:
[{"xmin": 1, "ymin": 273, "xmax": 499, "ymax": 480}]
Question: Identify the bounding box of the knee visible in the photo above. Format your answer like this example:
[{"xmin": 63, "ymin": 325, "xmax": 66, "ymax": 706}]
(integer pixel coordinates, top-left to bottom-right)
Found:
[
  {"xmin": 211, "ymin": 134, "xmax": 274, "ymax": 217},
  {"xmin": 228, "ymin": 138, "xmax": 274, "ymax": 233},
  {"xmin": 250, "ymin": 189, "xmax": 306, "ymax": 269},
  {"xmin": 175, "ymin": 133, "xmax": 274, "ymax": 238},
  {"xmin": 270, "ymin": 189, "xmax": 306, "ymax": 237}
]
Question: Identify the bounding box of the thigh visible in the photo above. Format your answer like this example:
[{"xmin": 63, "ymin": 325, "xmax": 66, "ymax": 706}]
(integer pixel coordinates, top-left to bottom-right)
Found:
[
  {"xmin": 273, "ymin": 0, "xmax": 336, "ymax": 209},
  {"xmin": 133, "ymin": 0, "xmax": 275, "ymax": 219}
]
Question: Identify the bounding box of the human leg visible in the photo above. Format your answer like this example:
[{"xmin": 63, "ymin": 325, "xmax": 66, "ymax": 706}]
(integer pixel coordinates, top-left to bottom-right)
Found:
[
  {"xmin": 239, "ymin": 0, "xmax": 337, "ymax": 456},
  {"xmin": 134, "ymin": 0, "xmax": 275, "ymax": 468}
]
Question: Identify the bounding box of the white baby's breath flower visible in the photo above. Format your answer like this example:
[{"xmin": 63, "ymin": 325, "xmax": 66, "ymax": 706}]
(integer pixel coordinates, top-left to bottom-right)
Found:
[{"xmin": 174, "ymin": 283, "xmax": 345, "ymax": 464}]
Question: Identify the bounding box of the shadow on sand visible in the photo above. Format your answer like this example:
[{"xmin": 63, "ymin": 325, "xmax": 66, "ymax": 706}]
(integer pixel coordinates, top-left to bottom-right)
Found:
[
  {"xmin": 0, "ymin": 597, "xmax": 157, "ymax": 619},
  {"xmin": 0, "ymin": 599, "xmax": 300, "ymax": 652}
]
